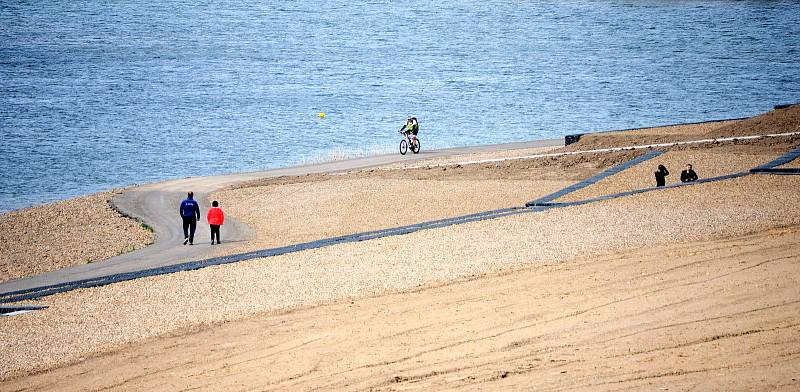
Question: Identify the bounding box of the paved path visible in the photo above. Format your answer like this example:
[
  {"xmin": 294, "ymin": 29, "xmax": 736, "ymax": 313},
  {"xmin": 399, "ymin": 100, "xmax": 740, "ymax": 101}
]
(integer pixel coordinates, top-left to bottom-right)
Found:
[{"xmin": 0, "ymin": 139, "xmax": 562, "ymax": 297}]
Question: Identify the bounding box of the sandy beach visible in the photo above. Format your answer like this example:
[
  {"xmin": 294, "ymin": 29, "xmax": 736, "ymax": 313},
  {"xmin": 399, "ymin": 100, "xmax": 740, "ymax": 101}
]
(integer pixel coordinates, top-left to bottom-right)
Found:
[{"xmin": 1, "ymin": 106, "xmax": 799, "ymax": 390}]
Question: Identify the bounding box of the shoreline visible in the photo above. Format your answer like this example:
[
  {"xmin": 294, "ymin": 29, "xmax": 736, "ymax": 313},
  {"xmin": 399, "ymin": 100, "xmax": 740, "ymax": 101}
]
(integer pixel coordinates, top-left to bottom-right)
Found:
[
  {"xmin": 3, "ymin": 108, "xmax": 799, "ymax": 292},
  {"xmin": 0, "ymin": 137, "xmax": 562, "ymax": 292},
  {"xmin": 9, "ymin": 142, "xmax": 799, "ymax": 303},
  {"xmin": 0, "ymin": 137, "xmax": 563, "ymax": 216},
  {"xmin": 1, "ymin": 115, "xmax": 762, "ymax": 217}
]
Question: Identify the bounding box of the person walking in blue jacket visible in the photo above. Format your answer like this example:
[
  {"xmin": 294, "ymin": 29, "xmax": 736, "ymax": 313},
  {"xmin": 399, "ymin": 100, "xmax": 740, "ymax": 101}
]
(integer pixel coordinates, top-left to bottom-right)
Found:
[{"xmin": 179, "ymin": 191, "xmax": 201, "ymax": 245}]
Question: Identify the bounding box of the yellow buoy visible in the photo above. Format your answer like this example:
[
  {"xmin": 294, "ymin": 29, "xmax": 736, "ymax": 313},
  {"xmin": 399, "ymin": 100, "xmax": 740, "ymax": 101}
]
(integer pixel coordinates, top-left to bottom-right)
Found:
[{"xmin": 318, "ymin": 112, "xmax": 325, "ymax": 118}]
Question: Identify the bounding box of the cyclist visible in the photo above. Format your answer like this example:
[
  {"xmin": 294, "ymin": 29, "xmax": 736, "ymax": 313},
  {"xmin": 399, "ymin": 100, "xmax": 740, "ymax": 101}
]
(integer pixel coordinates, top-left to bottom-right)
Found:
[{"xmin": 399, "ymin": 117, "xmax": 419, "ymax": 142}]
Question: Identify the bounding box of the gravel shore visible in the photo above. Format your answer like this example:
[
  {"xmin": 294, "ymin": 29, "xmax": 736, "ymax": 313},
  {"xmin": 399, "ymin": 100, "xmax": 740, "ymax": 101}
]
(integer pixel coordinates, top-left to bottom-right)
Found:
[
  {"xmin": 214, "ymin": 178, "xmax": 569, "ymax": 253},
  {"xmin": 0, "ymin": 192, "xmax": 154, "ymax": 283},
  {"xmin": 209, "ymin": 149, "xmax": 642, "ymax": 256},
  {"xmin": 3, "ymin": 174, "xmax": 798, "ymax": 380},
  {"xmin": 556, "ymin": 145, "xmax": 785, "ymax": 202}
]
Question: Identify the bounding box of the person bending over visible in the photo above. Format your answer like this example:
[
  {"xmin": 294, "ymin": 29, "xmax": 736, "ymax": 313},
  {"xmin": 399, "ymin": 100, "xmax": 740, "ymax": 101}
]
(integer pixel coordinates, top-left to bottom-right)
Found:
[
  {"xmin": 179, "ymin": 191, "xmax": 201, "ymax": 245},
  {"xmin": 654, "ymin": 164, "xmax": 669, "ymax": 187},
  {"xmin": 681, "ymin": 163, "xmax": 698, "ymax": 182}
]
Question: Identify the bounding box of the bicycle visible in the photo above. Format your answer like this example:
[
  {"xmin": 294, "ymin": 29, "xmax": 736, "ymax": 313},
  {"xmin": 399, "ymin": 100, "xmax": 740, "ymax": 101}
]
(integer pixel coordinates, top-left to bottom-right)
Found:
[{"xmin": 399, "ymin": 130, "xmax": 421, "ymax": 155}]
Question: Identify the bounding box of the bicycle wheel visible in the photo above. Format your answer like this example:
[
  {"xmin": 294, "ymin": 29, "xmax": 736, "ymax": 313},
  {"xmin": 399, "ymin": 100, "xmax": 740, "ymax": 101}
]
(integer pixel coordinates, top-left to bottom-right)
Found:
[
  {"xmin": 411, "ymin": 138, "xmax": 421, "ymax": 154},
  {"xmin": 399, "ymin": 139, "xmax": 408, "ymax": 155}
]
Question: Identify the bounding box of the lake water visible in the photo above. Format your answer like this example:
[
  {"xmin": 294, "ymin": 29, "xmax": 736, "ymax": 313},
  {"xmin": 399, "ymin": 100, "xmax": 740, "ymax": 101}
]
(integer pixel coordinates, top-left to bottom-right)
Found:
[{"xmin": 1, "ymin": 0, "xmax": 799, "ymax": 212}]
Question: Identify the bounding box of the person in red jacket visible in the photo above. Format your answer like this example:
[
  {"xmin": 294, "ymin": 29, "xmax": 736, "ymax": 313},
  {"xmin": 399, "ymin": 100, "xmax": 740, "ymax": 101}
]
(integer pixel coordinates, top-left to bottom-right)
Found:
[{"xmin": 207, "ymin": 200, "xmax": 225, "ymax": 245}]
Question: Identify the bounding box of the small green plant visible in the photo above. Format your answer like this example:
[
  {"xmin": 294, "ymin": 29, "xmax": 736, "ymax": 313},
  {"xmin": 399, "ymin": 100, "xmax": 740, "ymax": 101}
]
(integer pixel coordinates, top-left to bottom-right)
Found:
[
  {"xmin": 117, "ymin": 244, "xmax": 137, "ymax": 256},
  {"xmin": 85, "ymin": 258, "xmax": 94, "ymax": 264},
  {"xmin": 140, "ymin": 223, "xmax": 154, "ymax": 233}
]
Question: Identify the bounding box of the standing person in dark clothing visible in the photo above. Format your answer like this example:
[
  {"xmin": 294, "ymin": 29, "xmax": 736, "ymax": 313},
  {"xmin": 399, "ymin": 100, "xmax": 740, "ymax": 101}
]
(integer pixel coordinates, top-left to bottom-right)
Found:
[
  {"xmin": 654, "ymin": 164, "xmax": 669, "ymax": 187},
  {"xmin": 207, "ymin": 200, "xmax": 225, "ymax": 245},
  {"xmin": 179, "ymin": 191, "xmax": 201, "ymax": 245},
  {"xmin": 681, "ymin": 163, "xmax": 699, "ymax": 182}
]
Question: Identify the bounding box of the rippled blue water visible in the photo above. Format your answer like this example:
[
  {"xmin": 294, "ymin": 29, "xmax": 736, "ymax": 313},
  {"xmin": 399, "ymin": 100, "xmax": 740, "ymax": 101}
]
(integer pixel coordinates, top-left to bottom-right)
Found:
[{"xmin": 1, "ymin": 1, "xmax": 799, "ymax": 212}]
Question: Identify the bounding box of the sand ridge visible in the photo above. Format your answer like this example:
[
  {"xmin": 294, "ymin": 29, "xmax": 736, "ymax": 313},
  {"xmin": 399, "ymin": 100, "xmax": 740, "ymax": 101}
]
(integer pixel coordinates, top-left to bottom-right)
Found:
[
  {"xmin": 563, "ymin": 105, "xmax": 800, "ymax": 152},
  {"xmin": 5, "ymin": 224, "xmax": 800, "ymax": 391}
]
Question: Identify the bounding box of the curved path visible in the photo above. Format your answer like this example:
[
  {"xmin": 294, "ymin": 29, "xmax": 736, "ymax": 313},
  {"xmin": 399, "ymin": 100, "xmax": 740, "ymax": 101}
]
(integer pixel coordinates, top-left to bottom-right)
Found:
[{"xmin": 0, "ymin": 140, "xmax": 562, "ymax": 297}]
